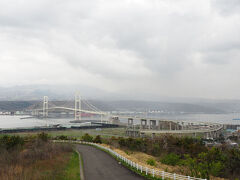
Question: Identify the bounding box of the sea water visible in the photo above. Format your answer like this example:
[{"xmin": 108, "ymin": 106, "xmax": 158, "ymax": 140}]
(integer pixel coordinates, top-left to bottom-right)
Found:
[{"xmin": 0, "ymin": 113, "xmax": 240, "ymax": 129}]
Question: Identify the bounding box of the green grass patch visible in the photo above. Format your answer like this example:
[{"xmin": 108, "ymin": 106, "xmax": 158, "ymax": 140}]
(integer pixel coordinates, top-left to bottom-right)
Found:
[
  {"xmin": 11, "ymin": 128, "xmax": 126, "ymax": 139},
  {"xmin": 160, "ymin": 153, "xmax": 180, "ymax": 166},
  {"xmin": 147, "ymin": 158, "xmax": 156, "ymax": 166},
  {"xmin": 62, "ymin": 151, "xmax": 80, "ymax": 180}
]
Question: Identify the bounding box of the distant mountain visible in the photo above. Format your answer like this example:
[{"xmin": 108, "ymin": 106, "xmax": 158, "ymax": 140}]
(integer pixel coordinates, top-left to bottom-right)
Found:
[
  {"xmin": 99, "ymin": 100, "xmax": 226, "ymax": 113},
  {"xmin": 0, "ymin": 86, "xmax": 61, "ymax": 100},
  {"xmin": 0, "ymin": 100, "xmax": 232, "ymax": 114},
  {"xmin": 197, "ymin": 101, "xmax": 240, "ymax": 113},
  {"xmin": 0, "ymin": 85, "xmax": 119, "ymax": 101},
  {"xmin": 0, "ymin": 101, "xmax": 36, "ymax": 111},
  {"xmin": 0, "ymin": 85, "xmax": 240, "ymax": 113}
]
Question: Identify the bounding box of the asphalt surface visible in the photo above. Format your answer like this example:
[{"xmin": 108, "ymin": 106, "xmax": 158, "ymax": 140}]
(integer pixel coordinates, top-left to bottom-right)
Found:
[{"xmin": 76, "ymin": 144, "xmax": 146, "ymax": 180}]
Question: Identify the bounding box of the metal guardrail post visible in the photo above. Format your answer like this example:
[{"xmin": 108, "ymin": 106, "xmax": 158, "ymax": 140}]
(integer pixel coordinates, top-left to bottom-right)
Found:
[{"xmin": 162, "ymin": 171, "xmax": 165, "ymax": 180}]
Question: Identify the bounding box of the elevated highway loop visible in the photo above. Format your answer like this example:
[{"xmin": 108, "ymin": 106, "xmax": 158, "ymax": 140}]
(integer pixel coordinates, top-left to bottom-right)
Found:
[{"xmin": 124, "ymin": 117, "xmax": 224, "ymax": 139}]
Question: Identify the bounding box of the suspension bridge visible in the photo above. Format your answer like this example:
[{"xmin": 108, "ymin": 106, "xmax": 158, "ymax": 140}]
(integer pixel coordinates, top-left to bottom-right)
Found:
[
  {"xmin": 29, "ymin": 93, "xmax": 224, "ymax": 139},
  {"xmin": 31, "ymin": 93, "xmax": 109, "ymax": 122}
]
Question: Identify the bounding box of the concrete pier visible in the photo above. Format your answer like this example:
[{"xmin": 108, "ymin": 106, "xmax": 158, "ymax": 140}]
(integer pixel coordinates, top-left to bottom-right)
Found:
[
  {"xmin": 128, "ymin": 118, "xmax": 133, "ymax": 127},
  {"xmin": 149, "ymin": 120, "xmax": 157, "ymax": 130},
  {"xmin": 140, "ymin": 119, "xmax": 147, "ymax": 129}
]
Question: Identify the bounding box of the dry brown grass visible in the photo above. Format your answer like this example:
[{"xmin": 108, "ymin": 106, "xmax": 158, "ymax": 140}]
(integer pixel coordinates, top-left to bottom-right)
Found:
[
  {"xmin": 101, "ymin": 144, "xmax": 227, "ymax": 180},
  {"xmin": 0, "ymin": 153, "xmax": 71, "ymax": 180},
  {"xmin": 0, "ymin": 140, "xmax": 73, "ymax": 180}
]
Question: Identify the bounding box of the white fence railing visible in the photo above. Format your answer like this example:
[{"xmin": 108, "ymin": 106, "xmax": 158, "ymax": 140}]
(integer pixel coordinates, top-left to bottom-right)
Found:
[{"xmin": 53, "ymin": 140, "xmax": 206, "ymax": 180}]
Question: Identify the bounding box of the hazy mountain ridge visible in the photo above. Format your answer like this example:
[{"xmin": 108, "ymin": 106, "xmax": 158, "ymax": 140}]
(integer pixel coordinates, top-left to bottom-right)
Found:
[
  {"xmin": 0, "ymin": 86, "xmax": 240, "ymax": 113},
  {"xmin": 0, "ymin": 85, "xmax": 117, "ymax": 101},
  {"xmin": 0, "ymin": 100, "xmax": 237, "ymax": 114},
  {"xmin": 0, "ymin": 101, "xmax": 36, "ymax": 111},
  {"xmin": 104, "ymin": 101, "xmax": 226, "ymax": 113}
]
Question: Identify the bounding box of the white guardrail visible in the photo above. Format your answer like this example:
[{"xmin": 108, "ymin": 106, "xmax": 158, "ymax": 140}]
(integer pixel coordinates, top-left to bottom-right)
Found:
[{"xmin": 53, "ymin": 140, "xmax": 206, "ymax": 180}]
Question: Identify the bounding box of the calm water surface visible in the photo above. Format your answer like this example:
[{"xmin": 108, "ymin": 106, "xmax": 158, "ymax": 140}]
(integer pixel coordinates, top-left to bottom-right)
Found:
[{"xmin": 0, "ymin": 113, "xmax": 240, "ymax": 129}]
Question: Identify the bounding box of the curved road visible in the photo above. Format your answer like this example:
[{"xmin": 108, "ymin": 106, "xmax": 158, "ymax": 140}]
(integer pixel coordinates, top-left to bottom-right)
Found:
[{"xmin": 76, "ymin": 144, "xmax": 146, "ymax": 180}]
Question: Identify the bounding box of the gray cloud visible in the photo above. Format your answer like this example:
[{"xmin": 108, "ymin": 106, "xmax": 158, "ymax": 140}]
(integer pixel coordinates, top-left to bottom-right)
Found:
[
  {"xmin": 0, "ymin": 0, "xmax": 240, "ymax": 100},
  {"xmin": 211, "ymin": 0, "xmax": 240, "ymax": 16}
]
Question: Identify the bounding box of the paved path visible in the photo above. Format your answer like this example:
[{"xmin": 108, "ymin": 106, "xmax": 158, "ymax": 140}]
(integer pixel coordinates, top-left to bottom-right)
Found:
[{"xmin": 76, "ymin": 144, "xmax": 146, "ymax": 180}]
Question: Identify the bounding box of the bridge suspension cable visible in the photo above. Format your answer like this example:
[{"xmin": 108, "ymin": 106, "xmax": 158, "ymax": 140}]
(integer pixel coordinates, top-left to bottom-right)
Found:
[{"xmin": 82, "ymin": 99, "xmax": 101, "ymax": 113}]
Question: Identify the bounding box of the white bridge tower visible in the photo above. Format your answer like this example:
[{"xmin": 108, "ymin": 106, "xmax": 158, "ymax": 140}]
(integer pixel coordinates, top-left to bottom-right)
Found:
[
  {"xmin": 75, "ymin": 93, "xmax": 81, "ymax": 121},
  {"xmin": 43, "ymin": 96, "xmax": 48, "ymax": 118}
]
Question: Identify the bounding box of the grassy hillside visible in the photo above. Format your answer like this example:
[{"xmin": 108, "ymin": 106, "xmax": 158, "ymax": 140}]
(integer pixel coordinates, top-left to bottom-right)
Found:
[{"xmin": 0, "ymin": 133, "xmax": 80, "ymax": 180}]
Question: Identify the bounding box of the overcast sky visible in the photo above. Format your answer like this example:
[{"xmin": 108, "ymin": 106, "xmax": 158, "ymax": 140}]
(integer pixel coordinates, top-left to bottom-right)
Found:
[{"xmin": 0, "ymin": 0, "xmax": 240, "ymax": 100}]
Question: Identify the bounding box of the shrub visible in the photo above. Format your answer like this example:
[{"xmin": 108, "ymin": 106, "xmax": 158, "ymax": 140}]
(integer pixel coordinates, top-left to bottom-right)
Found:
[
  {"xmin": 93, "ymin": 135, "xmax": 102, "ymax": 143},
  {"xmin": 81, "ymin": 133, "xmax": 93, "ymax": 142},
  {"xmin": 118, "ymin": 137, "xmax": 146, "ymax": 151},
  {"xmin": 111, "ymin": 135, "xmax": 240, "ymax": 179},
  {"xmin": 0, "ymin": 135, "xmax": 24, "ymax": 150},
  {"xmin": 37, "ymin": 132, "xmax": 49, "ymax": 142},
  {"xmin": 124, "ymin": 150, "xmax": 130, "ymax": 155},
  {"xmin": 151, "ymin": 144, "xmax": 161, "ymax": 156},
  {"xmin": 224, "ymin": 148, "xmax": 240, "ymax": 179},
  {"xmin": 147, "ymin": 158, "xmax": 156, "ymax": 166},
  {"xmin": 57, "ymin": 135, "xmax": 68, "ymax": 140},
  {"xmin": 118, "ymin": 137, "xmax": 126, "ymax": 147},
  {"xmin": 161, "ymin": 153, "xmax": 180, "ymax": 166}
]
